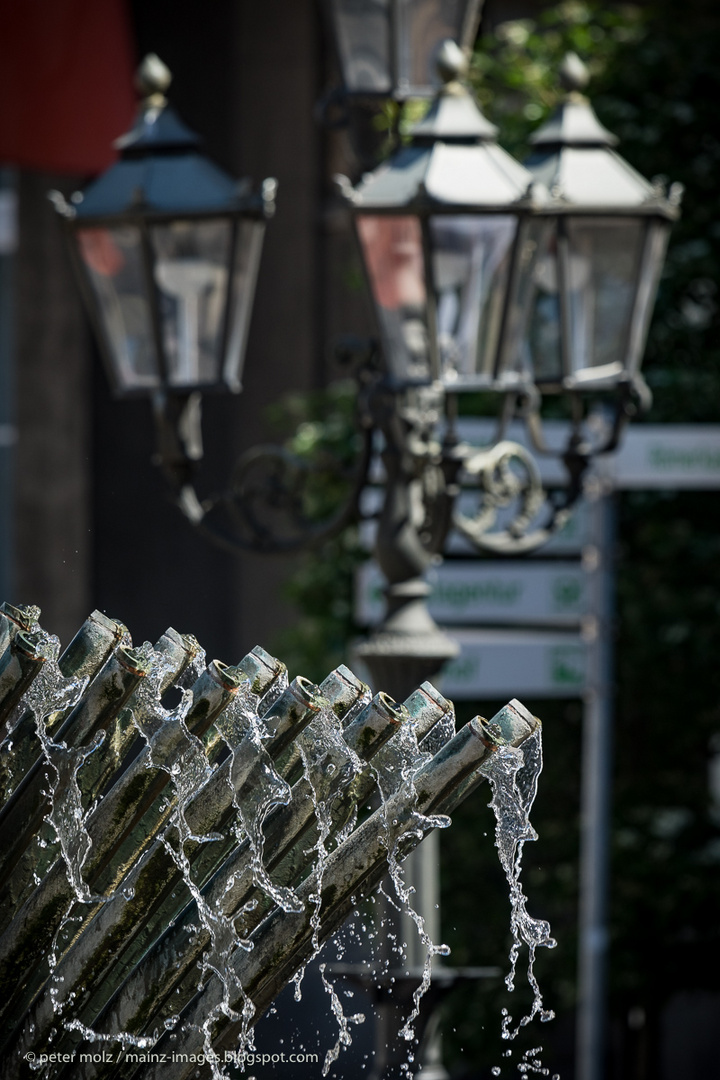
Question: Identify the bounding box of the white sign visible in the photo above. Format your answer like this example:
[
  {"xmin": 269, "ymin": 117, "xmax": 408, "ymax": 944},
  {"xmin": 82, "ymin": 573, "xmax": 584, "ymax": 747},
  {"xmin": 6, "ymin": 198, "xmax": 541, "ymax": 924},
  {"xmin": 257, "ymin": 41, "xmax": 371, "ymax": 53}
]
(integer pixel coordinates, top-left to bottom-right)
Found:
[
  {"xmin": 607, "ymin": 425, "xmax": 720, "ymax": 489},
  {"xmin": 439, "ymin": 628, "xmax": 587, "ymax": 699},
  {"xmin": 356, "ymin": 559, "xmax": 588, "ymax": 627},
  {"xmin": 454, "ymin": 419, "xmax": 720, "ymax": 490}
]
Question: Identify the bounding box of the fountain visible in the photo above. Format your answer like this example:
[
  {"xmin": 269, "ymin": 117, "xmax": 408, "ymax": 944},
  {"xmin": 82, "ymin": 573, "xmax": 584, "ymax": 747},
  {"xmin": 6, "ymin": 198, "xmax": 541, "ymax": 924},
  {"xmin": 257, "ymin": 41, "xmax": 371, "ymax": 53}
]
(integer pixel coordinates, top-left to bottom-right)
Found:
[{"xmin": 0, "ymin": 601, "xmax": 547, "ymax": 1079}]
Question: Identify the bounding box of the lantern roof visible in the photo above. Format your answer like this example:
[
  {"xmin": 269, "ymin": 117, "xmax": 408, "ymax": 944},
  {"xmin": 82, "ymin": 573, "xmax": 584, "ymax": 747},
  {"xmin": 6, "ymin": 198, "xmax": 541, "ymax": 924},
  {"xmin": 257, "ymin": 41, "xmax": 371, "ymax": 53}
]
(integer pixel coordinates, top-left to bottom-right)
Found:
[
  {"xmin": 64, "ymin": 55, "xmax": 275, "ymax": 222},
  {"xmin": 525, "ymin": 53, "xmax": 682, "ymax": 217},
  {"xmin": 347, "ymin": 40, "xmax": 542, "ymax": 213}
]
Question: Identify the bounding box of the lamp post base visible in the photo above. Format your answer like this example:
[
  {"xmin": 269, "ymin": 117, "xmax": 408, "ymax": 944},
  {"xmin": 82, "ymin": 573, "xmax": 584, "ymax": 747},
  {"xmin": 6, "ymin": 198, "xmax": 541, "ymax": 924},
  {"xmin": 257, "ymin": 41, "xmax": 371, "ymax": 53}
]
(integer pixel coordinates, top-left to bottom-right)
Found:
[{"xmin": 354, "ymin": 580, "xmax": 459, "ymax": 703}]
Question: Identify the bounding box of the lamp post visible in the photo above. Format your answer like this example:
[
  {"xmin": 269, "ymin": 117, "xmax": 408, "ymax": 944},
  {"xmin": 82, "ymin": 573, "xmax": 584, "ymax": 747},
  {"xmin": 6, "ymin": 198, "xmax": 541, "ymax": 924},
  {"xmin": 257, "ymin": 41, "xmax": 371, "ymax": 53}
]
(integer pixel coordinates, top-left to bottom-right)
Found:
[
  {"xmin": 340, "ymin": 37, "xmax": 549, "ymax": 696},
  {"xmin": 55, "ymin": 47, "xmax": 676, "ymax": 570},
  {"xmin": 52, "ymin": 48, "xmax": 585, "ymax": 567},
  {"xmin": 335, "ymin": 47, "xmax": 680, "ymax": 1080},
  {"xmin": 340, "ymin": 42, "xmax": 678, "ymax": 696},
  {"xmin": 56, "ymin": 38, "xmax": 678, "ymax": 1080}
]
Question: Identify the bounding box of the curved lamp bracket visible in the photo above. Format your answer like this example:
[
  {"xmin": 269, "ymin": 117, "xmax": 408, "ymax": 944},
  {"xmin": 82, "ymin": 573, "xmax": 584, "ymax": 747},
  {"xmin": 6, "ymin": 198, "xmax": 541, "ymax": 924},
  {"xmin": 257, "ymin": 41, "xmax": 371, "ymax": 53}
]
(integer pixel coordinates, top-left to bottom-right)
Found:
[
  {"xmin": 152, "ymin": 391, "xmax": 373, "ymax": 557},
  {"xmin": 149, "ymin": 345, "xmax": 642, "ymax": 560},
  {"xmin": 523, "ymin": 372, "xmax": 653, "ymax": 461},
  {"xmin": 443, "ymin": 370, "xmax": 652, "ymax": 556},
  {"xmin": 450, "ymin": 439, "xmax": 577, "ymax": 555}
]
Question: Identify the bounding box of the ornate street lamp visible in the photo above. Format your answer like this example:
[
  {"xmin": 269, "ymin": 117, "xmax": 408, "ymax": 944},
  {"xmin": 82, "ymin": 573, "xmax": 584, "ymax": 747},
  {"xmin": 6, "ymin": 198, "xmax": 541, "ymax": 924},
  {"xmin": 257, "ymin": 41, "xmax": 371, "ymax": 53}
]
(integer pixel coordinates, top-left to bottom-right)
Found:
[
  {"xmin": 324, "ymin": 0, "xmax": 484, "ymax": 100},
  {"xmin": 54, "ymin": 47, "xmax": 678, "ymax": 568},
  {"xmin": 52, "ymin": 55, "xmax": 275, "ymax": 400},
  {"xmin": 54, "ymin": 42, "xmax": 680, "ymax": 1080},
  {"xmin": 333, "ymin": 45, "xmax": 680, "ymax": 692},
  {"xmin": 339, "ymin": 49, "xmax": 683, "ymax": 567},
  {"xmin": 330, "ymin": 44, "xmax": 549, "ymax": 702},
  {"xmin": 337, "ymin": 44, "xmax": 574, "ymax": 568}
]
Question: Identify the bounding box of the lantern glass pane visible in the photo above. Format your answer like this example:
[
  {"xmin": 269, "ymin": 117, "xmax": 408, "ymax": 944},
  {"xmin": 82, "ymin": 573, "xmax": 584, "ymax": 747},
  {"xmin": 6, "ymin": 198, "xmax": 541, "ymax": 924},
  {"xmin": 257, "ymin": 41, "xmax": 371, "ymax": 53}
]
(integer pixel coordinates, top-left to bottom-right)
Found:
[
  {"xmin": 224, "ymin": 219, "xmax": 265, "ymax": 391},
  {"xmin": 503, "ymin": 217, "xmax": 553, "ymax": 382},
  {"xmin": 331, "ymin": 0, "xmax": 392, "ymax": 94},
  {"xmin": 626, "ymin": 219, "xmax": 669, "ymax": 376},
  {"xmin": 76, "ymin": 225, "xmax": 159, "ymax": 392},
  {"xmin": 357, "ymin": 214, "xmax": 430, "ymax": 383},
  {"xmin": 152, "ymin": 219, "xmax": 232, "ymax": 388},
  {"xmin": 525, "ymin": 225, "xmax": 563, "ymax": 384},
  {"xmin": 397, "ymin": 0, "xmax": 475, "ymax": 93},
  {"xmin": 565, "ymin": 216, "xmax": 645, "ymax": 377},
  {"xmin": 429, "ymin": 214, "xmax": 516, "ymax": 387}
]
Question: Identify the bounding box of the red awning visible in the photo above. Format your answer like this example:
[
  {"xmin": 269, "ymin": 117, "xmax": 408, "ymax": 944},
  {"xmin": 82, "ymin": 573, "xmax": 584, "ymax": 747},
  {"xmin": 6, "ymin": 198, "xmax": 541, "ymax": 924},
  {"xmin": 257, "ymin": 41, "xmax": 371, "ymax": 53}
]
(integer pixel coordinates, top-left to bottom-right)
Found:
[{"xmin": 0, "ymin": 0, "xmax": 136, "ymax": 175}]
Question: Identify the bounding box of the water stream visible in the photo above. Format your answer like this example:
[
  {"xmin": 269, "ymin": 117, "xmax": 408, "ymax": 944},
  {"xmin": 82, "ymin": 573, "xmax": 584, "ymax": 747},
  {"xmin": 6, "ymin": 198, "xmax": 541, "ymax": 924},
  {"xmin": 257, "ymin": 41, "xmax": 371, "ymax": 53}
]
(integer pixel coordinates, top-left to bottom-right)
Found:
[{"xmin": 480, "ymin": 729, "xmax": 559, "ymax": 1079}]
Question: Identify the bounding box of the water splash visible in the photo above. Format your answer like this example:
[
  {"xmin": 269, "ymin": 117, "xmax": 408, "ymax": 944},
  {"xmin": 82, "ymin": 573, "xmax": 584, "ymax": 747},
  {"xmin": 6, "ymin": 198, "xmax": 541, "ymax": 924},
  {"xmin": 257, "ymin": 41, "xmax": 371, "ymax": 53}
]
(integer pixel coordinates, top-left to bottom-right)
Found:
[
  {"xmin": 29, "ymin": 634, "xmax": 97, "ymax": 902},
  {"xmin": 298, "ymin": 705, "xmax": 364, "ymax": 953},
  {"xmin": 289, "ymin": 706, "xmax": 370, "ymax": 1071},
  {"xmin": 126, "ymin": 642, "xmax": 187, "ymax": 742},
  {"xmin": 418, "ymin": 708, "xmax": 455, "ymax": 756},
  {"xmin": 229, "ymin": 726, "xmax": 297, "ymax": 914},
  {"xmin": 480, "ymin": 728, "xmax": 557, "ymax": 1070},
  {"xmin": 387, "ymin": 809, "xmax": 451, "ymax": 1047},
  {"xmin": 0, "ymin": 612, "xmax": 554, "ymax": 1080},
  {"xmin": 319, "ymin": 962, "xmax": 365, "ymax": 1076},
  {"xmin": 369, "ymin": 723, "xmax": 451, "ymax": 1057}
]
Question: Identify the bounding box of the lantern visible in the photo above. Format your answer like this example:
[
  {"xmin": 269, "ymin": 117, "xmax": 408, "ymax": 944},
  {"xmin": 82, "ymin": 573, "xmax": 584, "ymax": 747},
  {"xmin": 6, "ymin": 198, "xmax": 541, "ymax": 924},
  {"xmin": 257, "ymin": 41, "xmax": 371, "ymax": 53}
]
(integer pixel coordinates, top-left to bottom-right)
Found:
[
  {"xmin": 342, "ymin": 41, "xmax": 544, "ymax": 389},
  {"xmin": 53, "ymin": 55, "xmax": 275, "ymax": 397},
  {"xmin": 521, "ymin": 54, "xmax": 681, "ymax": 392}
]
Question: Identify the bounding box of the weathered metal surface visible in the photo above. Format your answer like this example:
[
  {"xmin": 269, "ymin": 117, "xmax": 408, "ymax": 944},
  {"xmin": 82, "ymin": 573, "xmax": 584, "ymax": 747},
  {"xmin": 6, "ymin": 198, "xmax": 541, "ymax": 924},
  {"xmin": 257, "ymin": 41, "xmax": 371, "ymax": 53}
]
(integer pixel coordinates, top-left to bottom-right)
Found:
[
  {"xmin": 0, "ymin": 611, "xmax": 129, "ymax": 814},
  {"xmin": 0, "ymin": 629, "xmax": 49, "ymax": 726},
  {"xmin": 35, "ymin": 669, "xmax": 375, "ymax": 1066},
  {"xmin": 5, "ymin": 669, "xmax": 363, "ymax": 1067},
  {"xmin": 0, "ymin": 657, "xmax": 247, "ymax": 1034},
  {"xmin": 134, "ymin": 703, "xmax": 537, "ymax": 1078},
  {"xmin": 79, "ymin": 684, "xmax": 449, "ymax": 1056}
]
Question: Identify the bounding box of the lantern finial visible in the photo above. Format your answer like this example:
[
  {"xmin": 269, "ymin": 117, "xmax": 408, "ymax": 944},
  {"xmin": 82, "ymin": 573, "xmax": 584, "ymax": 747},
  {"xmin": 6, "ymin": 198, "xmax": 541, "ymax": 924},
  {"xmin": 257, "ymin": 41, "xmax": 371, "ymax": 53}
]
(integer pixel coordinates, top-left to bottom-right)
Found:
[
  {"xmin": 559, "ymin": 52, "xmax": 589, "ymax": 95},
  {"xmin": 436, "ymin": 39, "xmax": 468, "ymax": 87},
  {"xmin": 136, "ymin": 54, "xmax": 172, "ymax": 106}
]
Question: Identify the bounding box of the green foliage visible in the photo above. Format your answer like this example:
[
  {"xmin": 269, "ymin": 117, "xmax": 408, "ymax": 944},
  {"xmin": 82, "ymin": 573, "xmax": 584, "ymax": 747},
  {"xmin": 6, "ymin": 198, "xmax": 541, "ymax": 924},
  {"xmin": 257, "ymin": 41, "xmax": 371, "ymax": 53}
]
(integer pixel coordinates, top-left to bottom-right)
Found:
[
  {"xmin": 469, "ymin": 2, "xmax": 646, "ymax": 157},
  {"xmin": 613, "ymin": 490, "xmax": 720, "ymax": 1000},
  {"xmin": 470, "ymin": 0, "xmax": 720, "ymax": 426},
  {"xmin": 266, "ymin": 381, "xmax": 366, "ymax": 684}
]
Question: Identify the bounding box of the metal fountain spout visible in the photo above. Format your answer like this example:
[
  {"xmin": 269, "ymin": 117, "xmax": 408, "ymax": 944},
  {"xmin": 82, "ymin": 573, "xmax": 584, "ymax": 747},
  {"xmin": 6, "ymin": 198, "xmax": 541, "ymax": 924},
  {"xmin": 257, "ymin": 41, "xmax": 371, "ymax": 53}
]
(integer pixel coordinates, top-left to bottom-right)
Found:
[{"xmin": 0, "ymin": 600, "xmax": 541, "ymax": 1079}]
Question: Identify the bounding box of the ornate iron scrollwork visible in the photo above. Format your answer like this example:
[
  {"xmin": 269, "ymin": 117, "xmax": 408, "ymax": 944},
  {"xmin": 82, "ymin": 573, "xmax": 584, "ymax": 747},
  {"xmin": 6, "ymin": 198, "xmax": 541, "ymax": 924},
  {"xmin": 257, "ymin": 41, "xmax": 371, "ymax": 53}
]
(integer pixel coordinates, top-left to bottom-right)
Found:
[
  {"xmin": 151, "ymin": 382, "xmax": 373, "ymax": 556},
  {"xmin": 149, "ymin": 339, "xmax": 646, "ymax": 561},
  {"xmin": 453, "ymin": 439, "xmax": 565, "ymax": 555}
]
